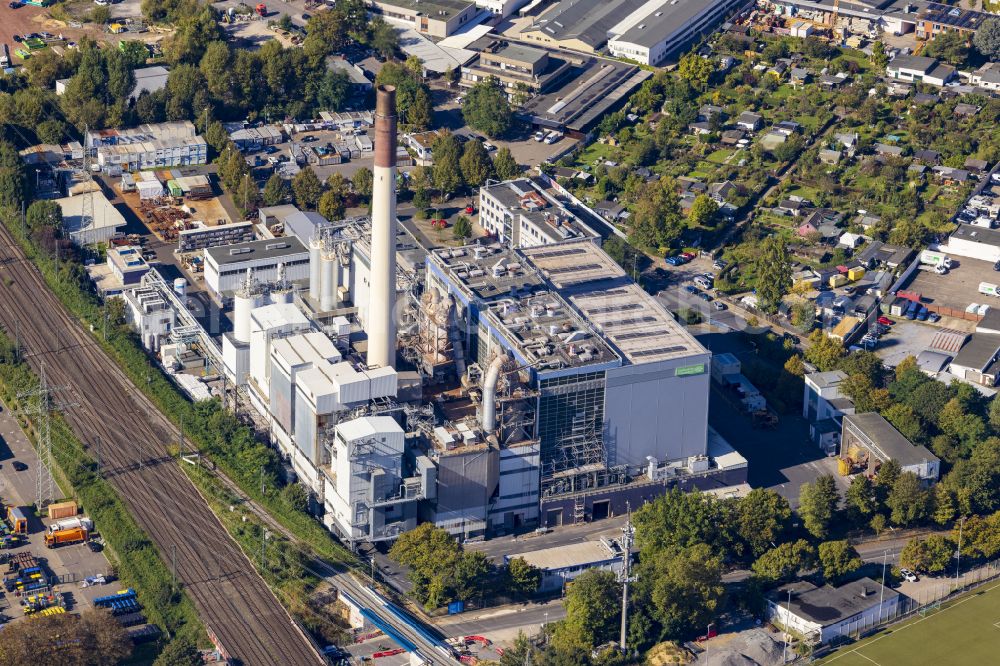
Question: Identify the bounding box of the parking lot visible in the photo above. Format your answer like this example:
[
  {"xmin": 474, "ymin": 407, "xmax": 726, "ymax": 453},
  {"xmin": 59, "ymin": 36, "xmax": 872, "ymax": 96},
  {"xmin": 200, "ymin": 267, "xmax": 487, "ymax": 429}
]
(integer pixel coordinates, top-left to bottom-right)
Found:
[
  {"xmin": 904, "ymin": 255, "xmax": 1000, "ymax": 313},
  {"xmin": 0, "ymin": 401, "xmax": 115, "ymax": 622}
]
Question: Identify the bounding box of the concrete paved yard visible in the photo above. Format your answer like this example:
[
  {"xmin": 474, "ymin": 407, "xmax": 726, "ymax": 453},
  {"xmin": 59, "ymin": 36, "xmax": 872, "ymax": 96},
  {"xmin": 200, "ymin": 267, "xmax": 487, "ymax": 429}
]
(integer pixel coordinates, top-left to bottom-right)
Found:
[
  {"xmin": 0, "ymin": 402, "xmax": 115, "ymax": 621},
  {"xmin": 904, "ymin": 256, "xmax": 1000, "ymax": 312}
]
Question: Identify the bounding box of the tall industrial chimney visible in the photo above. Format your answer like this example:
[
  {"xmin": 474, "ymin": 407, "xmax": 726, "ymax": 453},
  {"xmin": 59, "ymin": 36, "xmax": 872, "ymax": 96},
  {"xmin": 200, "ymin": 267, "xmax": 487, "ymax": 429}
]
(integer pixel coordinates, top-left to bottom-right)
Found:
[{"xmin": 367, "ymin": 85, "xmax": 398, "ymax": 369}]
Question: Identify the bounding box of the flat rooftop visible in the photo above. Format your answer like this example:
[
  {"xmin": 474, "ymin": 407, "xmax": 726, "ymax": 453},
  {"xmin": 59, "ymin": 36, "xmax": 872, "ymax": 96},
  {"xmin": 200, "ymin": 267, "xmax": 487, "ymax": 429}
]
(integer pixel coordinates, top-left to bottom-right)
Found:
[
  {"xmin": 205, "ymin": 237, "xmax": 308, "ymax": 266},
  {"xmin": 522, "ymin": 240, "xmax": 707, "ymax": 363},
  {"xmin": 481, "ymin": 178, "xmax": 601, "ymax": 244},
  {"xmin": 431, "ymin": 243, "xmax": 545, "ymax": 302},
  {"xmin": 507, "ymin": 539, "xmax": 622, "ymax": 571},
  {"xmin": 373, "ymin": 0, "xmax": 474, "ymax": 16}
]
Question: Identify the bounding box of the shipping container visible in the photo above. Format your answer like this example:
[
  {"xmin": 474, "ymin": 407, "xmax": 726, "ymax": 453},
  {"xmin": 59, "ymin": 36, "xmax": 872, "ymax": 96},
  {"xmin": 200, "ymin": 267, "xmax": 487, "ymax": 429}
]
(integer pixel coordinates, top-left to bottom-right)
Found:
[
  {"xmin": 848, "ymin": 267, "xmax": 866, "ymax": 281},
  {"xmin": 47, "ymin": 501, "xmax": 78, "ymax": 520},
  {"xmin": 47, "ymin": 516, "xmax": 93, "ymax": 533},
  {"xmin": 829, "ymin": 274, "xmax": 848, "ymax": 288}
]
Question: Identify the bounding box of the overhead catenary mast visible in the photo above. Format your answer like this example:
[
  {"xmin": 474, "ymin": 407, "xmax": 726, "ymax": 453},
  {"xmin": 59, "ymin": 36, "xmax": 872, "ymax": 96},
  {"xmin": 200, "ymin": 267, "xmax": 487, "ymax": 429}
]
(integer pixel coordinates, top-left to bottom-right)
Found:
[{"xmin": 619, "ymin": 504, "xmax": 636, "ymax": 653}]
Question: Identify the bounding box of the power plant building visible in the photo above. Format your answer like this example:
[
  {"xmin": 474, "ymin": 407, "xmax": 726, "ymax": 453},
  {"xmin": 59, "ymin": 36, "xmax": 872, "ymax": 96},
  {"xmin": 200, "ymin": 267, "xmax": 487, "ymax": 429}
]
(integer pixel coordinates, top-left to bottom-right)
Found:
[
  {"xmin": 204, "ymin": 237, "xmax": 310, "ymax": 301},
  {"xmin": 427, "ymin": 238, "xmax": 744, "ymax": 527}
]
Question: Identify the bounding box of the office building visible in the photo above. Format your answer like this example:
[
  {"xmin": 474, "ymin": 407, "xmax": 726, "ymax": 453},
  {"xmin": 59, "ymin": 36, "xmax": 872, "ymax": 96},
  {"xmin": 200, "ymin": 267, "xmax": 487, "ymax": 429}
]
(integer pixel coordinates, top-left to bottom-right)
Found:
[
  {"xmin": 369, "ymin": 0, "xmax": 478, "ymax": 38},
  {"xmin": 607, "ymin": 0, "xmax": 745, "ymax": 66},
  {"xmin": 478, "ymin": 177, "xmax": 602, "ymax": 247}
]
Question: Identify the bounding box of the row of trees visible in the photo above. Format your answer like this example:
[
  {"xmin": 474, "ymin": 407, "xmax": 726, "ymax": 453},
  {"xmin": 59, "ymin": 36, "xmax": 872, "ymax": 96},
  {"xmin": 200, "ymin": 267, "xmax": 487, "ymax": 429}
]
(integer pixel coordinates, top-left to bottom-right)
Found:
[
  {"xmin": 411, "ymin": 134, "xmax": 520, "ymax": 204},
  {"xmin": 388, "ymin": 524, "xmax": 541, "ymax": 610}
]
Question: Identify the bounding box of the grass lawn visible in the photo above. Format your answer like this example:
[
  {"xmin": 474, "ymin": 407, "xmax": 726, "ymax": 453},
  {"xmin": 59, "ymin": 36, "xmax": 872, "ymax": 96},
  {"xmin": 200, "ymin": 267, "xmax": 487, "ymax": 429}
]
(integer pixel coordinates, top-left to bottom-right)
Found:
[
  {"xmin": 706, "ymin": 148, "xmax": 734, "ymax": 164},
  {"xmin": 817, "ymin": 581, "xmax": 1000, "ymax": 666},
  {"xmin": 576, "ymin": 142, "xmax": 618, "ymax": 165}
]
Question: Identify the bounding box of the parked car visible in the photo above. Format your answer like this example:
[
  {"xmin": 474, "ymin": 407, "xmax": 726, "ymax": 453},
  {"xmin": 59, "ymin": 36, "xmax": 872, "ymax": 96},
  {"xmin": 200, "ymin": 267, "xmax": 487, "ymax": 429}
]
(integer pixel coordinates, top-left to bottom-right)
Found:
[
  {"xmin": 929, "ymin": 312, "xmax": 941, "ymax": 323},
  {"xmin": 666, "ymin": 256, "xmax": 682, "ymax": 266},
  {"xmin": 8, "ymin": 2, "xmax": 23, "ymax": 8},
  {"xmin": 264, "ymin": 145, "xmax": 278, "ymax": 154},
  {"xmin": 464, "ymin": 205, "xmax": 475, "ymax": 214},
  {"xmin": 993, "ymin": 259, "xmax": 1000, "ymax": 272},
  {"xmin": 680, "ymin": 252, "xmax": 696, "ymax": 260},
  {"xmin": 713, "ymin": 302, "xmax": 726, "ymax": 311},
  {"xmin": 900, "ymin": 568, "xmax": 918, "ymax": 583},
  {"xmin": 713, "ymin": 259, "xmax": 728, "ymax": 270},
  {"xmin": 533, "ymin": 131, "xmax": 545, "ymax": 142},
  {"xmin": 483, "ymin": 141, "xmax": 496, "ymax": 152},
  {"xmin": 685, "ymin": 285, "xmax": 698, "ymax": 294},
  {"xmin": 698, "ymin": 293, "xmax": 713, "ymax": 302},
  {"xmin": 877, "ymin": 316, "xmax": 894, "ymax": 326},
  {"xmin": 11, "ymin": 461, "xmax": 27, "ymax": 472}
]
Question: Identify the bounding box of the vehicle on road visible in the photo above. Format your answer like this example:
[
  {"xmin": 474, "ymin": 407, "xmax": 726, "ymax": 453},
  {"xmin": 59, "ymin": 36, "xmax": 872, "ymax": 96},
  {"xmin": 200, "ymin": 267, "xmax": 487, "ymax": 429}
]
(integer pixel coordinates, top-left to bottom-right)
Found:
[{"xmin": 900, "ymin": 568, "xmax": 918, "ymax": 582}]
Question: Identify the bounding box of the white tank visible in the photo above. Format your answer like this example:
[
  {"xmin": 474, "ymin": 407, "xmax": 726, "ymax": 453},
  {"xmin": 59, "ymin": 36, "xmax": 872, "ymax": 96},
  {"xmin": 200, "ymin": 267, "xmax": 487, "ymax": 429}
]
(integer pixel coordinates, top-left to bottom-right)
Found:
[
  {"xmin": 233, "ymin": 292, "xmax": 261, "ymax": 344},
  {"xmin": 173, "ymin": 278, "xmax": 187, "ymax": 299},
  {"xmin": 309, "ymin": 238, "xmax": 323, "ymax": 302},
  {"xmin": 321, "ymin": 250, "xmax": 338, "ymax": 311}
]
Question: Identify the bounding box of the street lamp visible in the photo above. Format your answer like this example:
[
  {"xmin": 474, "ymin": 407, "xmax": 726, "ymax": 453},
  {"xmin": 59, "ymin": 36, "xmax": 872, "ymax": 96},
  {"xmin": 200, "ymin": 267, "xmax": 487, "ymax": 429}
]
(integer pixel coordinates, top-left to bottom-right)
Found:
[
  {"xmin": 370, "ymin": 556, "xmax": 376, "ymax": 585},
  {"xmin": 878, "ymin": 549, "xmax": 888, "ymax": 623}
]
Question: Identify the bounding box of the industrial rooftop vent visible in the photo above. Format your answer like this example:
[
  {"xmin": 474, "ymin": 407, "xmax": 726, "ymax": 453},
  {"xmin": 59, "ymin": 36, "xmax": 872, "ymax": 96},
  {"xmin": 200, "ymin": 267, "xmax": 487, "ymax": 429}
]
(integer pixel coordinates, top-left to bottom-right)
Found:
[{"xmin": 266, "ymin": 242, "xmax": 289, "ymax": 250}]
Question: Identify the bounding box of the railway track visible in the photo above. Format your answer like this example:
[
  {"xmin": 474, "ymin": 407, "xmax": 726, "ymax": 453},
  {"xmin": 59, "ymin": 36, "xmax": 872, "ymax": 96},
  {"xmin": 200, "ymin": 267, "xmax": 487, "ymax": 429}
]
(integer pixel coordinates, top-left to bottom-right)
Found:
[{"xmin": 0, "ymin": 224, "xmax": 323, "ymax": 666}]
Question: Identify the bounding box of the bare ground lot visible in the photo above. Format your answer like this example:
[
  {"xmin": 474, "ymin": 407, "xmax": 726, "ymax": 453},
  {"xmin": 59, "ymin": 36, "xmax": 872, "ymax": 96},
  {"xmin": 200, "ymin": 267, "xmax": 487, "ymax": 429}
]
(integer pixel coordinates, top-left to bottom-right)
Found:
[{"xmin": 903, "ymin": 255, "xmax": 1000, "ymax": 312}]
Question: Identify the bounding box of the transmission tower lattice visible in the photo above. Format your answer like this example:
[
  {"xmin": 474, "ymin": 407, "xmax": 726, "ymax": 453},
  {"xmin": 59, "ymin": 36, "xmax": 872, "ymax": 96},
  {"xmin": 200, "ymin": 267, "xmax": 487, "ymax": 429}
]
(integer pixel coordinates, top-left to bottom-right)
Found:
[{"xmin": 16, "ymin": 363, "xmax": 74, "ymax": 509}]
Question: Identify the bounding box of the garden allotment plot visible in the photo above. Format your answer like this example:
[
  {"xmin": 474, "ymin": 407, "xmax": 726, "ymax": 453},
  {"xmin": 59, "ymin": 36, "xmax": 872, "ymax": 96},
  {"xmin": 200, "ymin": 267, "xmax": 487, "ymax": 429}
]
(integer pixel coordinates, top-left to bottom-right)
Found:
[{"xmin": 819, "ymin": 581, "xmax": 1000, "ymax": 666}]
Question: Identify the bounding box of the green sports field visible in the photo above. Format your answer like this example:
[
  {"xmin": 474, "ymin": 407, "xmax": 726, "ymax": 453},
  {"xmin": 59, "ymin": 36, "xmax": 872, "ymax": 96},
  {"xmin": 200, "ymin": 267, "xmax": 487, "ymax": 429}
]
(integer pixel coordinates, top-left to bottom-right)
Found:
[{"xmin": 818, "ymin": 581, "xmax": 1000, "ymax": 665}]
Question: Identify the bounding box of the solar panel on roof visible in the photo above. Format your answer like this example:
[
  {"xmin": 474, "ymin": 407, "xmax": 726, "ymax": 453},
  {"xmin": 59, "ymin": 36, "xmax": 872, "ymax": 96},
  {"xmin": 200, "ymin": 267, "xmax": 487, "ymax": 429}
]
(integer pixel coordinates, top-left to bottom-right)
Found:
[
  {"xmin": 631, "ymin": 346, "xmax": 686, "ymax": 358},
  {"xmin": 603, "ymin": 316, "xmax": 657, "ymax": 327},
  {"xmin": 530, "ymin": 247, "xmax": 586, "ymax": 260},
  {"xmin": 548, "ymin": 263, "xmax": 602, "ymax": 275},
  {"xmin": 615, "ymin": 329, "xmax": 661, "ymax": 341},
  {"xmin": 585, "ymin": 302, "xmax": 642, "ymax": 315}
]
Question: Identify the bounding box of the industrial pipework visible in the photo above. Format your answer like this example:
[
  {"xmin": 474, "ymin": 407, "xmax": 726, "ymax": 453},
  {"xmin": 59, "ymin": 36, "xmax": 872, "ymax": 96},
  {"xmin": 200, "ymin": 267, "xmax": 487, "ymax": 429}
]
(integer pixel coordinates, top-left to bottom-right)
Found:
[
  {"xmin": 367, "ymin": 85, "xmax": 398, "ymax": 369},
  {"xmin": 481, "ymin": 353, "xmax": 508, "ymax": 433}
]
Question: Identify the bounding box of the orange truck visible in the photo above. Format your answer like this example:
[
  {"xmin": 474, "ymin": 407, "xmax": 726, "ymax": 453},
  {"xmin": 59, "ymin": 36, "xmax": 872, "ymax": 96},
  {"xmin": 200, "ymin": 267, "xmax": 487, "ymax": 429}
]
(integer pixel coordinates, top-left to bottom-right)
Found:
[
  {"xmin": 45, "ymin": 526, "xmax": 88, "ymax": 549},
  {"xmin": 6, "ymin": 507, "xmax": 27, "ymax": 535}
]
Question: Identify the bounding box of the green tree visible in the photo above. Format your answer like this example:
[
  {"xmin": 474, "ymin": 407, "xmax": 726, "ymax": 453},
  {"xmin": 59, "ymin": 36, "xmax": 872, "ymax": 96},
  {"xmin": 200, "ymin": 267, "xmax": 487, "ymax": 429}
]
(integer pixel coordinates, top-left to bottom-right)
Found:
[
  {"xmin": 154, "ymin": 636, "xmax": 201, "ymax": 666},
  {"xmin": 900, "ymin": 535, "xmax": 953, "ymax": 574},
  {"xmin": 389, "ymin": 523, "xmax": 464, "ymax": 608},
  {"xmin": 352, "ymin": 167, "xmax": 374, "ymax": 203},
  {"xmin": 988, "ymin": 394, "xmax": 1000, "ymax": 433},
  {"xmin": 737, "ymin": 488, "xmax": 792, "ymax": 558},
  {"xmin": 431, "ymin": 133, "xmax": 463, "ymax": 198},
  {"xmin": 804, "ymin": 330, "xmax": 844, "ymax": 371},
  {"xmin": 25, "ymin": 200, "xmax": 63, "ymax": 234},
  {"xmin": 924, "ymin": 29, "xmax": 970, "ymax": 67},
  {"xmin": 453, "ymin": 215, "xmax": 472, "ymax": 240},
  {"xmin": 454, "ymin": 551, "xmax": 493, "ymax": 602},
  {"xmin": 818, "ymin": 540, "xmax": 862, "ymax": 583},
  {"xmin": 553, "ymin": 569, "xmax": 620, "ymax": 651},
  {"xmin": 492, "ymin": 147, "xmax": 520, "ymax": 180},
  {"xmin": 887, "ymin": 471, "xmax": 932, "ymax": 526},
  {"xmin": 462, "ymin": 77, "xmax": 513, "ymax": 138},
  {"xmin": 279, "ymin": 483, "xmax": 309, "ymax": 513},
  {"xmin": 933, "ymin": 485, "xmax": 958, "ymax": 526},
  {"xmin": 262, "ymin": 173, "xmax": 291, "ymax": 206},
  {"xmin": 845, "ymin": 475, "xmax": 878, "ymax": 523},
  {"xmin": 754, "ymin": 236, "xmax": 792, "ymax": 314},
  {"xmin": 884, "ymin": 403, "xmax": 923, "ymax": 444},
  {"xmin": 369, "ymin": 17, "xmax": 399, "ymax": 58},
  {"xmin": 629, "ymin": 177, "xmax": 683, "ymax": 249},
  {"xmin": 975, "ymin": 18, "xmax": 1000, "ymax": 60},
  {"xmin": 634, "ymin": 487, "xmax": 730, "ymax": 559},
  {"xmin": 678, "ymin": 52, "xmax": 713, "ymax": 90},
  {"xmin": 507, "ymin": 557, "xmax": 542, "ymax": 596},
  {"xmin": 460, "ymin": 140, "xmax": 494, "ymax": 188},
  {"xmin": 751, "ymin": 539, "xmax": 816, "ymax": 584},
  {"xmin": 799, "ymin": 475, "xmax": 839, "ymax": 539},
  {"xmin": 318, "ymin": 189, "xmax": 346, "ymax": 221},
  {"xmin": 688, "ymin": 194, "xmax": 718, "ymax": 228},
  {"xmin": 648, "ymin": 543, "xmax": 725, "ymax": 639},
  {"xmin": 870, "ymin": 41, "xmax": 889, "ymax": 69},
  {"xmin": 0, "ymin": 141, "xmax": 27, "ymax": 209},
  {"xmin": 292, "ymin": 167, "xmax": 324, "ymax": 211}
]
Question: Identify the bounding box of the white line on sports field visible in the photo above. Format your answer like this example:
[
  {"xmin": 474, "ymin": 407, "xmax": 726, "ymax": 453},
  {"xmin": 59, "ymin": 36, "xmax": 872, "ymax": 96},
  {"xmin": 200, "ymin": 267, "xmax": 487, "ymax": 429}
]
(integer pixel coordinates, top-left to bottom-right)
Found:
[
  {"xmin": 822, "ymin": 580, "xmax": 1000, "ymax": 664},
  {"xmin": 856, "ymin": 653, "xmax": 882, "ymax": 666}
]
